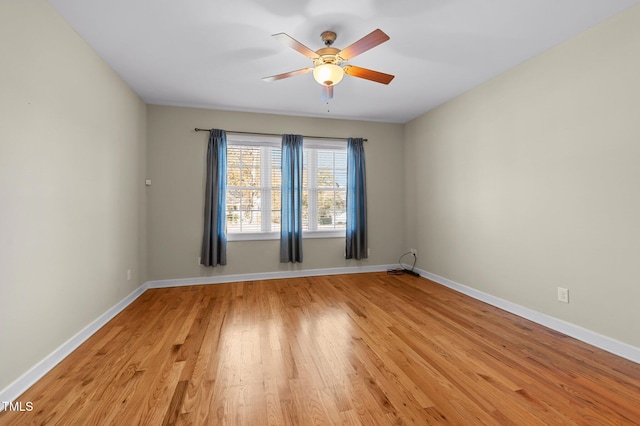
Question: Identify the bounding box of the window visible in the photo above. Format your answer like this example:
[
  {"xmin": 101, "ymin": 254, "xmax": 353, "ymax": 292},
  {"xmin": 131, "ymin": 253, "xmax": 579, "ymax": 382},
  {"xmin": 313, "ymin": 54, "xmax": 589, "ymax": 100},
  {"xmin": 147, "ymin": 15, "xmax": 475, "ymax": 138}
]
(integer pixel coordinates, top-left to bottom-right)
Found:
[
  {"xmin": 225, "ymin": 135, "xmax": 346, "ymax": 240},
  {"xmin": 303, "ymin": 140, "xmax": 347, "ymax": 236},
  {"xmin": 226, "ymin": 135, "xmax": 281, "ymax": 239}
]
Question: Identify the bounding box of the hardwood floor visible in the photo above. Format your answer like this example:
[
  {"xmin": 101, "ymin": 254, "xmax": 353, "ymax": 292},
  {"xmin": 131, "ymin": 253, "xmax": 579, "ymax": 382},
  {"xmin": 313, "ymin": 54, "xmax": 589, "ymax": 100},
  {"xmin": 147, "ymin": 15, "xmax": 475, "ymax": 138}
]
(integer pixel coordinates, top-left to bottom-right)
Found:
[{"xmin": 2, "ymin": 272, "xmax": 640, "ymax": 425}]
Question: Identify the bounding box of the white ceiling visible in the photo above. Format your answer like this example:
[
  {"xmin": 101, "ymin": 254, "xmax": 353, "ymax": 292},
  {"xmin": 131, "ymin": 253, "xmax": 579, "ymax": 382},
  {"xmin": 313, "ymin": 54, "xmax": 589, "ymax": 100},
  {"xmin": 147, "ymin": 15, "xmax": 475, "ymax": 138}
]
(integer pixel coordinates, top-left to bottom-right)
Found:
[{"xmin": 49, "ymin": 0, "xmax": 640, "ymax": 124}]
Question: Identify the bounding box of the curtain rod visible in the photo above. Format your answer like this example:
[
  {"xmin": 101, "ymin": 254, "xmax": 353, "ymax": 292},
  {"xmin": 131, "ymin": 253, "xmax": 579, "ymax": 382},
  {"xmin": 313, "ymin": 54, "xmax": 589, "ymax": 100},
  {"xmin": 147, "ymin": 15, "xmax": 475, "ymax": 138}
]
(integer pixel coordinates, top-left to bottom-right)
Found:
[{"xmin": 194, "ymin": 128, "xmax": 367, "ymax": 142}]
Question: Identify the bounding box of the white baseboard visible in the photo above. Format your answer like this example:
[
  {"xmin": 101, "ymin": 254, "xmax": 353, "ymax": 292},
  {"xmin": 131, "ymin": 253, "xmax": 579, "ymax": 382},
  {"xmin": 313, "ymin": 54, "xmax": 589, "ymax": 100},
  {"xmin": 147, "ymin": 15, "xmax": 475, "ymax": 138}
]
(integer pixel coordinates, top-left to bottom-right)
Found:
[
  {"xmin": 0, "ymin": 282, "xmax": 149, "ymax": 408},
  {"xmin": 414, "ymin": 267, "xmax": 640, "ymax": 364},
  {"xmin": 147, "ymin": 264, "xmax": 397, "ymax": 288}
]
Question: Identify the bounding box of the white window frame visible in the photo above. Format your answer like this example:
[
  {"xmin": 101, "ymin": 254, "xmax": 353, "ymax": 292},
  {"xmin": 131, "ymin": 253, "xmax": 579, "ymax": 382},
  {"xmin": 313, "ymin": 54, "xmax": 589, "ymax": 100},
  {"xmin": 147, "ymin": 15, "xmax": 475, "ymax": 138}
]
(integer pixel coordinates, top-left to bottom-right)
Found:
[
  {"xmin": 225, "ymin": 135, "xmax": 347, "ymax": 241},
  {"xmin": 226, "ymin": 135, "xmax": 280, "ymax": 241},
  {"xmin": 303, "ymin": 139, "xmax": 347, "ymax": 239}
]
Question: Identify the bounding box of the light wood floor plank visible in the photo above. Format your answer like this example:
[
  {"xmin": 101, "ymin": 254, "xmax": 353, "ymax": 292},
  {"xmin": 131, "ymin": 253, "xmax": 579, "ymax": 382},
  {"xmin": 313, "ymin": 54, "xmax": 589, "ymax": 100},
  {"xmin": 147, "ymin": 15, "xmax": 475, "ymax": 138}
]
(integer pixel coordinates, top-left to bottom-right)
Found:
[{"xmin": 2, "ymin": 273, "xmax": 640, "ymax": 425}]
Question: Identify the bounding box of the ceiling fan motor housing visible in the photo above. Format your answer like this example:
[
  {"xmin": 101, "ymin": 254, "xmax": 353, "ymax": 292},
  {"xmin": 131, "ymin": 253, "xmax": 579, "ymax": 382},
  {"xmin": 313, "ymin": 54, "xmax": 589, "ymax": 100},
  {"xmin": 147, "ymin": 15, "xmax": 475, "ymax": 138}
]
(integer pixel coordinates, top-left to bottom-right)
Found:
[
  {"xmin": 314, "ymin": 47, "xmax": 342, "ymax": 65},
  {"xmin": 321, "ymin": 31, "xmax": 337, "ymax": 46}
]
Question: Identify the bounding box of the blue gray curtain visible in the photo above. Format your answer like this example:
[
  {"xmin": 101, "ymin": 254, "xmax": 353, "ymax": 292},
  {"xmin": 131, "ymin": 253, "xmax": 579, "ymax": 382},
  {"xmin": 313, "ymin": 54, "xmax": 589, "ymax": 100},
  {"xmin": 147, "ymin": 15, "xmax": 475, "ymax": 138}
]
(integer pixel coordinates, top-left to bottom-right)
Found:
[
  {"xmin": 280, "ymin": 134, "xmax": 304, "ymax": 263},
  {"xmin": 346, "ymin": 137, "xmax": 368, "ymax": 260},
  {"xmin": 200, "ymin": 129, "xmax": 227, "ymax": 266}
]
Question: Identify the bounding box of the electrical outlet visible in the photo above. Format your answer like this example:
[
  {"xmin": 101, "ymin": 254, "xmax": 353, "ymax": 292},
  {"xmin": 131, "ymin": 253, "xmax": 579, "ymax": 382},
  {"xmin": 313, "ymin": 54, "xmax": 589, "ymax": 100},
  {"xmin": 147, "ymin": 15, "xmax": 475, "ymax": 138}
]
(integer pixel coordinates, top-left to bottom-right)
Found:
[
  {"xmin": 557, "ymin": 287, "xmax": 569, "ymax": 303},
  {"xmin": 198, "ymin": 256, "xmax": 202, "ymax": 265},
  {"xmin": 367, "ymin": 248, "xmax": 370, "ymax": 256},
  {"xmin": 126, "ymin": 269, "xmax": 132, "ymax": 281},
  {"xmin": 410, "ymin": 248, "xmax": 417, "ymax": 256}
]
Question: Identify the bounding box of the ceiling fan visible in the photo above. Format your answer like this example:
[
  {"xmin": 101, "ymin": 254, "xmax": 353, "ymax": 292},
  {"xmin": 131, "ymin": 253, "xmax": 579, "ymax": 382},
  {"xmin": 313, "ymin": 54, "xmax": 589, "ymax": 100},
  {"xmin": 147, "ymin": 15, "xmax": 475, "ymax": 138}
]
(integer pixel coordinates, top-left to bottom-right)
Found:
[{"xmin": 262, "ymin": 29, "xmax": 394, "ymax": 101}]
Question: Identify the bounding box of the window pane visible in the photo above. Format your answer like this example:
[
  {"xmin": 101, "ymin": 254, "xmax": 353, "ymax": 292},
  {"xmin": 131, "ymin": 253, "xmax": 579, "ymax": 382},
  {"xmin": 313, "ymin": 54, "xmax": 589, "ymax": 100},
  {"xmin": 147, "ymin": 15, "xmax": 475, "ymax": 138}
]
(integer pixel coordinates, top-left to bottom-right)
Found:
[
  {"xmin": 302, "ymin": 155, "xmax": 308, "ymax": 187},
  {"xmin": 301, "ymin": 189, "xmax": 309, "ymax": 229},
  {"xmin": 302, "ymin": 147, "xmax": 347, "ymax": 232},
  {"xmin": 317, "ymin": 151, "xmax": 335, "ymax": 188},
  {"xmin": 237, "ymin": 186, "xmax": 259, "ymax": 233},
  {"xmin": 227, "ymin": 148, "xmax": 241, "ymax": 167},
  {"xmin": 317, "ymin": 190, "xmax": 335, "ymax": 228},
  {"xmin": 226, "ymin": 143, "xmax": 281, "ymax": 234},
  {"xmin": 227, "ymin": 148, "xmax": 242, "ymax": 185},
  {"xmin": 334, "ymin": 191, "xmax": 347, "ymax": 226},
  {"xmin": 226, "ymin": 190, "xmax": 241, "ymax": 232},
  {"xmin": 335, "ymin": 154, "xmax": 347, "ymax": 190},
  {"xmin": 271, "ymin": 188, "xmax": 281, "ymax": 232},
  {"xmin": 241, "ymin": 210, "xmax": 261, "ymax": 233},
  {"xmin": 271, "ymin": 150, "xmax": 281, "ymax": 188},
  {"xmin": 240, "ymin": 147, "xmax": 260, "ymax": 187}
]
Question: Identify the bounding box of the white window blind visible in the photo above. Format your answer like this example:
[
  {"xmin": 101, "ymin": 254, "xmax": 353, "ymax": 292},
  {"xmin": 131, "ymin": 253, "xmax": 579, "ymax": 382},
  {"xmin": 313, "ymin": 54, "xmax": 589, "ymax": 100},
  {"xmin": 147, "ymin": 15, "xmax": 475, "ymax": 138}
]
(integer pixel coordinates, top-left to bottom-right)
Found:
[
  {"xmin": 303, "ymin": 139, "xmax": 347, "ymax": 236},
  {"xmin": 226, "ymin": 135, "xmax": 347, "ymax": 240}
]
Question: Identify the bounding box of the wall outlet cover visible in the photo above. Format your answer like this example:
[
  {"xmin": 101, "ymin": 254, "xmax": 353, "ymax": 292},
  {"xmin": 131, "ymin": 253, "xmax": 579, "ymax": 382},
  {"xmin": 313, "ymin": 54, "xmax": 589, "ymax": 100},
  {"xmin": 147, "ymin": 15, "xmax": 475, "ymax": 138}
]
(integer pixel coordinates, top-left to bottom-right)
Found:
[{"xmin": 557, "ymin": 287, "xmax": 569, "ymax": 303}]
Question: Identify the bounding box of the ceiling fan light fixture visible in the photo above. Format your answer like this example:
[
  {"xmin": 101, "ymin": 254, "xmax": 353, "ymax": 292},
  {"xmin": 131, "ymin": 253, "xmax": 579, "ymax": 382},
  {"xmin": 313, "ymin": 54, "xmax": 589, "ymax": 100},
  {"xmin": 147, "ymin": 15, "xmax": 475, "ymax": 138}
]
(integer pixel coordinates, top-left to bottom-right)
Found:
[
  {"xmin": 313, "ymin": 63, "xmax": 344, "ymax": 86},
  {"xmin": 265, "ymin": 29, "xmax": 393, "ymax": 100}
]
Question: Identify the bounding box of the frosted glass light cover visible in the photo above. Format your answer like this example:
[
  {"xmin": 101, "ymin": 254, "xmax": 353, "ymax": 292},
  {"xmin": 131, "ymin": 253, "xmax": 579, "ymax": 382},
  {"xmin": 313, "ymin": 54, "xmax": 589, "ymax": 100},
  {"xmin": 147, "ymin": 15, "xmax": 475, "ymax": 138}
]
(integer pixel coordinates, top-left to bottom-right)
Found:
[{"xmin": 313, "ymin": 64, "xmax": 344, "ymax": 86}]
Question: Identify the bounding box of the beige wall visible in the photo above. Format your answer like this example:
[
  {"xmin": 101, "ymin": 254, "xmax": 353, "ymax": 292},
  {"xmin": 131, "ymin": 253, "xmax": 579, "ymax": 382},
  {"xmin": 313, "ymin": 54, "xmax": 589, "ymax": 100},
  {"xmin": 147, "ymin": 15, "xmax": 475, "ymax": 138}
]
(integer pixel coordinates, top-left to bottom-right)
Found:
[
  {"xmin": 147, "ymin": 105, "xmax": 405, "ymax": 280},
  {"xmin": 404, "ymin": 5, "xmax": 640, "ymax": 347},
  {"xmin": 3, "ymin": 0, "xmax": 639, "ymax": 400},
  {"xmin": 0, "ymin": 0, "xmax": 147, "ymax": 390}
]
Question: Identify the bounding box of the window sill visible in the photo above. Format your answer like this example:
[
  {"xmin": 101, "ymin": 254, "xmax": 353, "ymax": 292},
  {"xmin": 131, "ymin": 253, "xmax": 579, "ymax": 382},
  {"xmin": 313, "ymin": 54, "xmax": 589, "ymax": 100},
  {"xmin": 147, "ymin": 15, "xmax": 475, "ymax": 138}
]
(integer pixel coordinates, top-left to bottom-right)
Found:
[
  {"xmin": 227, "ymin": 232, "xmax": 279, "ymax": 242},
  {"xmin": 304, "ymin": 230, "xmax": 345, "ymax": 239},
  {"xmin": 227, "ymin": 230, "xmax": 345, "ymax": 242}
]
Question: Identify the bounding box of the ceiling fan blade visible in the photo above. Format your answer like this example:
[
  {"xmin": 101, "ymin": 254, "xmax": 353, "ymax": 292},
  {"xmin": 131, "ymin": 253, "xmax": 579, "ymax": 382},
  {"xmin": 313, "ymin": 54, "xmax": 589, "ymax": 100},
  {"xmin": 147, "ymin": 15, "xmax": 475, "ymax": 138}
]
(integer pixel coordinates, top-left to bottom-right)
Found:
[
  {"xmin": 321, "ymin": 85, "xmax": 334, "ymax": 101},
  {"xmin": 272, "ymin": 33, "xmax": 319, "ymax": 59},
  {"xmin": 262, "ymin": 68, "xmax": 313, "ymax": 83},
  {"xmin": 343, "ymin": 65, "xmax": 394, "ymax": 85},
  {"xmin": 339, "ymin": 29, "xmax": 389, "ymax": 60}
]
